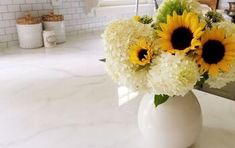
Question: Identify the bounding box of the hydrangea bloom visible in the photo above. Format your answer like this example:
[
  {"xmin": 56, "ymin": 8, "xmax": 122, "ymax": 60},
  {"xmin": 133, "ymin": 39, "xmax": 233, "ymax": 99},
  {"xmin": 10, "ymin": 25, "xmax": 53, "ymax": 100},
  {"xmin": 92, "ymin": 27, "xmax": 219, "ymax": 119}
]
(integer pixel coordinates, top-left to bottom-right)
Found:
[
  {"xmin": 148, "ymin": 53, "xmax": 200, "ymax": 96},
  {"xmin": 102, "ymin": 20, "xmax": 156, "ymax": 92},
  {"xmin": 206, "ymin": 64, "xmax": 235, "ymax": 88}
]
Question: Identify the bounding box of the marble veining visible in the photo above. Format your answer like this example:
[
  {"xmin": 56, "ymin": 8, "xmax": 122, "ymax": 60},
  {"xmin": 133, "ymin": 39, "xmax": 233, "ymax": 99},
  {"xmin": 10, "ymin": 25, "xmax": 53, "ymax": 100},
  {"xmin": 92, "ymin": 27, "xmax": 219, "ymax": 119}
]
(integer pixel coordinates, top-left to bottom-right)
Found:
[{"xmin": 0, "ymin": 33, "xmax": 234, "ymax": 148}]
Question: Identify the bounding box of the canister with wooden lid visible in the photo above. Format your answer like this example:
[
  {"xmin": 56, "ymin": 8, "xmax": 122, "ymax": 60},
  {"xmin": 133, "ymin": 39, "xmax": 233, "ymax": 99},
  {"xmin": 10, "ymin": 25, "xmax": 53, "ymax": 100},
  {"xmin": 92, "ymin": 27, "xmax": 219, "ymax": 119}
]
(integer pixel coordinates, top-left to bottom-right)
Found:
[
  {"xmin": 42, "ymin": 12, "xmax": 66, "ymax": 44},
  {"xmin": 16, "ymin": 14, "xmax": 43, "ymax": 49}
]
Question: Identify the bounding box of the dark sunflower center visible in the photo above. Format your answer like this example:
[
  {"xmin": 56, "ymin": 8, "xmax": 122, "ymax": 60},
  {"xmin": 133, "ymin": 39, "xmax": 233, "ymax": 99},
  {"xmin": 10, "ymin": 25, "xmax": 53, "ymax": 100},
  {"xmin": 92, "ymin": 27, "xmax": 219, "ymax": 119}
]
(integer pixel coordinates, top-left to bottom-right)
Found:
[
  {"xmin": 138, "ymin": 49, "xmax": 148, "ymax": 61},
  {"xmin": 202, "ymin": 40, "xmax": 225, "ymax": 64},
  {"xmin": 171, "ymin": 27, "xmax": 193, "ymax": 50}
]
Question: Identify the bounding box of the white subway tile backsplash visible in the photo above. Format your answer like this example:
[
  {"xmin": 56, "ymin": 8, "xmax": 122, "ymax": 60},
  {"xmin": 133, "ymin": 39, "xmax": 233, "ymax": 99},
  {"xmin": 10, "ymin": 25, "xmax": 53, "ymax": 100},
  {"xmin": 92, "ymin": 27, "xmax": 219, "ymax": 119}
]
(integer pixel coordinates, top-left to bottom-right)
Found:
[
  {"xmin": 15, "ymin": 12, "xmax": 24, "ymax": 18},
  {"xmin": 12, "ymin": 0, "xmax": 25, "ymax": 5},
  {"xmin": 0, "ymin": 34, "xmax": 12, "ymax": 42},
  {"xmin": 12, "ymin": 34, "xmax": 18, "ymax": 40},
  {"xmin": 64, "ymin": 14, "xmax": 72, "ymax": 20},
  {"xmin": 71, "ymin": 2, "xmax": 79, "ymax": 8},
  {"xmin": 5, "ymin": 27, "xmax": 17, "ymax": 34},
  {"xmin": 0, "ymin": 20, "xmax": 10, "ymax": 28},
  {"xmin": 0, "ymin": 6, "xmax": 8, "ymax": 13},
  {"xmin": 7, "ymin": 40, "xmax": 18, "ymax": 46},
  {"xmin": 63, "ymin": 2, "xmax": 72, "ymax": 8},
  {"xmin": 8, "ymin": 5, "xmax": 20, "ymax": 12},
  {"xmin": 0, "ymin": 29, "xmax": 5, "ymax": 35},
  {"xmin": 38, "ymin": 10, "xmax": 50, "ymax": 16},
  {"xmin": 32, "ymin": 4, "xmax": 43, "ymax": 10},
  {"xmin": 25, "ymin": 0, "xmax": 33, "ymax": 4},
  {"xmin": 2, "ymin": 13, "xmax": 15, "ymax": 20},
  {"xmin": 43, "ymin": 4, "xmax": 53, "ymax": 10},
  {"xmin": 20, "ymin": 4, "xmax": 32, "ymax": 11},
  {"xmin": 9, "ymin": 20, "xmax": 16, "ymax": 26},
  {"xmin": 79, "ymin": 1, "xmax": 85, "ymax": 7},
  {"xmin": 0, "ymin": 42, "xmax": 7, "ymax": 49},
  {"xmin": 0, "ymin": 0, "xmax": 13, "ymax": 5},
  {"xmin": 75, "ymin": 7, "xmax": 83, "ymax": 13}
]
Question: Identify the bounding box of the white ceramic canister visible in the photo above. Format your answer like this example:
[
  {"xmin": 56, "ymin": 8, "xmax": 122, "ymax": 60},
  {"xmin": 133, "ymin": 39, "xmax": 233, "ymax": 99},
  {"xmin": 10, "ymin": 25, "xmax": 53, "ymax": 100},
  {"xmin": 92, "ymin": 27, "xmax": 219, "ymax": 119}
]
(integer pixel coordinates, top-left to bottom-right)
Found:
[
  {"xmin": 16, "ymin": 23, "xmax": 43, "ymax": 49},
  {"xmin": 43, "ymin": 21, "xmax": 66, "ymax": 44},
  {"xmin": 43, "ymin": 30, "xmax": 56, "ymax": 48}
]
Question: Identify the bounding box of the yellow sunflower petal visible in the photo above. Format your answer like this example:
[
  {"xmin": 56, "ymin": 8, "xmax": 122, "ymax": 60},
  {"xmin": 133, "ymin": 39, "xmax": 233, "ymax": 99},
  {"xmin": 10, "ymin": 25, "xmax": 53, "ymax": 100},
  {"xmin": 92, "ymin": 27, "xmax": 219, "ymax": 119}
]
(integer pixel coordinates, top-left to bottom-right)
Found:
[
  {"xmin": 190, "ymin": 14, "xmax": 199, "ymax": 32},
  {"xmin": 218, "ymin": 61, "xmax": 230, "ymax": 72},
  {"xmin": 184, "ymin": 12, "xmax": 193, "ymax": 28},
  {"xmin": 201, "ymin": 31, "xmax": 209, "ymax": 44},
  {"xmin": 209, "ymin": 64, "xmax": 219, "ymax": 77},
  {"xmin": 197, "ymin": 22, "xmax": 206, "ymax": 31},
  {"xmin": 167, "ymin": 14, "xmax": 173, "ymax": 24},
  {"xmin": 157, "ymin": 30, "xmax": 170, "ymax": 39},
  {"xmin": 159, "ymin": 39, "xmax": 173, "ymax": 50},
  {"xmin": 191, "ymin": 38, "xmax": 201, "ymax": 48},
  {"xmin": 214, "ymin": 28, "xmax": 225, "ymax": 41},
  {"xmin": 223, "ymin": 55, "xmax": 235, "ymax": 63},
  {"xmin": 177, "ymin": 15, "xmax": 182, "ymax": 26},
  {"xmin": 200, "ymin": 62, "xmax": 210, "ymax": 72},
  {"xmin": 172, "ymin": 11, "xmax": 179, "ymax": 25},
  {"xmin": 196, "ymin": 48, "xmax": 203, "ymax": 55},
  {"xmin": 182, "ymin": 10, "xmax": 187, "ymax": 21},
  {"xmin": 159, "ymin": 23, "xmax": 168, "ymax": 32},
  {"xmin": 223, "ymin": 36, "xmax": 235, "ymax": 45},
  {"xmin": 193, "ymin": 30, "xmax": 204, "ymax": 39},
  {"xmin": 197, "ymin": 57, "xmax": 204, "ymax": 65},
  {"xmin": 225, "ymin": 44, "xmax": 235, "ymax": 53}
]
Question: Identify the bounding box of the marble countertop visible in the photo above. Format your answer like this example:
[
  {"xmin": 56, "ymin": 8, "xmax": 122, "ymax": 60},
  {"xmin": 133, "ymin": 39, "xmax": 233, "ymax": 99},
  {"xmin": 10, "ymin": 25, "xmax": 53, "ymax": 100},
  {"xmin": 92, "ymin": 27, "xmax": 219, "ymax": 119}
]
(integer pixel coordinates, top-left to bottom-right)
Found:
[{"xmin": 0, "ymin": 33, "xmax": 234, "ymax": 148}]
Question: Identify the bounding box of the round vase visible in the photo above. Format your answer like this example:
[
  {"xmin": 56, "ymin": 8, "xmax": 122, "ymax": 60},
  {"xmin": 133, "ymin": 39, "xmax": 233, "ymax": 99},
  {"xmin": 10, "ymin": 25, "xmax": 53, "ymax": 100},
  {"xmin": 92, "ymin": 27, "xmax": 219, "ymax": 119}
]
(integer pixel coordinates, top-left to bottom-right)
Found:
[{"xmin": 138, "ymin": 91, "xmax": 202, "ymax": 148}]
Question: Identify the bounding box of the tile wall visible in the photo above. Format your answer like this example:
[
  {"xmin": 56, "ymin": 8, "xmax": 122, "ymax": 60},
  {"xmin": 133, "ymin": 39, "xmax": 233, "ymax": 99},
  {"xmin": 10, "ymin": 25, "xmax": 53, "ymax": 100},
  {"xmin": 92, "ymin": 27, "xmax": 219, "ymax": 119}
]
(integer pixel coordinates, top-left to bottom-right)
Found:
[{"xmin": 0, "ymin": 0, "xmax": 134, "ymax": 48}]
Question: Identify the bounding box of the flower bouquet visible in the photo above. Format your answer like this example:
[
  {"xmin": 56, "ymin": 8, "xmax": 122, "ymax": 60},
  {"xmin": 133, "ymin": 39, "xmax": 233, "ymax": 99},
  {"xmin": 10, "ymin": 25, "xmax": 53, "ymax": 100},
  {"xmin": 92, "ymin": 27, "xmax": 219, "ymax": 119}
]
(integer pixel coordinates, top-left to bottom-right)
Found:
[
  {"xmin": 103, "ymin": 0, "xmax": 235, "ymax": 107},
  {"xmin": 102, "ymin": 0, "xmax": 235, "ymax": 147}
]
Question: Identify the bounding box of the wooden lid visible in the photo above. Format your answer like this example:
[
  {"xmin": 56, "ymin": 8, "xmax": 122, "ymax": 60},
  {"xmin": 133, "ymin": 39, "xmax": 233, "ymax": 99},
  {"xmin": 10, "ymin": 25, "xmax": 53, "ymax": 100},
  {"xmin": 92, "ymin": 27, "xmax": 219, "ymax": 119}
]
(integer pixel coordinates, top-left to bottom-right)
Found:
[
  {"xmin": 42, "ymin": 12, "xmax": 64, "ymax": 22},
  {"xmin": 17, "ymin": 13, "xmax": 41, "ymax": 24},
  {"xmin": 198, "ymin": 0, "xmax": 218, "ymax": 10}
]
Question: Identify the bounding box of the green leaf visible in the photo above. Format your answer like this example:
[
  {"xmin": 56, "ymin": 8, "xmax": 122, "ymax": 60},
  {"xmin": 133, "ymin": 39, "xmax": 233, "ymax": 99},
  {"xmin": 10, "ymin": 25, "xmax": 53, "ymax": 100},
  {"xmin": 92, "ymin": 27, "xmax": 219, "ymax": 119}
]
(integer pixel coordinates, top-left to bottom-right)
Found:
[
  {"xmin": 154, "ymin": 94, "xmax": 169, "ymax": 108},
  {"xmin": 139, "ymin": 15, "xmax": 153, "ymax": 24},
  {"xmin": 195, "ymin": 73, "xmax": 209, "ymax": 89},
  {"xmin": 99, "ymin": 58, "xmax": 106, "ymax": 62}
]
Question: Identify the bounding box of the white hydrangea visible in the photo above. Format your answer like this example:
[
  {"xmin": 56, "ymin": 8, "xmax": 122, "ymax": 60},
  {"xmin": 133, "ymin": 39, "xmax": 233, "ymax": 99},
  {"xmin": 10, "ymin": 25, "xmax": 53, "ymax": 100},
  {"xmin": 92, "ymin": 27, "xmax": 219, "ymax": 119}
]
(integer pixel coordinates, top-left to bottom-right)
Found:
[
  {"xmin": 148, "ymin": 53, "xmax": 200, "ymax": 96},
  {"xmin": 102, "ymin": 20, "xmax": 156, "ymax": 92},
  {"xmin": 206, "ymin": 63, "xmax": 235, "ymax": 89},
  {"xmin": 206, "ymin": 21, "xmax": 235, "ymax": 89},
  {"xmin": 183, "ymin": 0, "xmax": 202, "ymax": 14},
  {"xmin": 214, "ymin": 21, "xmax": 235, "ymax": 36}
]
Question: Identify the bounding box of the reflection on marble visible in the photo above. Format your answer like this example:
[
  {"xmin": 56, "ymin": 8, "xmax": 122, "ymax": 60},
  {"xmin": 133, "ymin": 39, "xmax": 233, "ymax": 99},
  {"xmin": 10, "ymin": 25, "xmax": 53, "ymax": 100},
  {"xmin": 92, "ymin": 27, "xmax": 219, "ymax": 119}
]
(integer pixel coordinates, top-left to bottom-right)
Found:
[{"xmin": 0, "ymin": 32, "xmax": 234, "ymax": 148}]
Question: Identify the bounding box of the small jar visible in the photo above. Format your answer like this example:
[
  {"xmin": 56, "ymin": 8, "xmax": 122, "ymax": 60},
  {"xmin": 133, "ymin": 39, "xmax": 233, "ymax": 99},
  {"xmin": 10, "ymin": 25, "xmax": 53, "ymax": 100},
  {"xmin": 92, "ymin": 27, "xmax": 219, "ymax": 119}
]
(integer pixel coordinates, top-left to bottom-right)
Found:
[
  {"xmin": 43, "ymin": 30, "xmax": 56, "ymax": 48},
  {"xmin": 42, "ymin": 12, "xmax": 66, "ymax": 44}
]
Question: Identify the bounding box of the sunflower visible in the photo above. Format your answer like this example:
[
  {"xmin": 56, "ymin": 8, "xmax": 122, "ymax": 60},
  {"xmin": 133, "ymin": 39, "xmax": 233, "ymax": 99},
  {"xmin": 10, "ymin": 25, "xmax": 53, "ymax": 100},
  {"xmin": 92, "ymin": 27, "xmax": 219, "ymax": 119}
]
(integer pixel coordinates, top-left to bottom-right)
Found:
[
  {"xmin": 196, "ymin": 27, "xmax": 235, "ymax": 77},
  {"xmin": 157, "ymin": 11, "xmax": 205, "ymax": 54},
  {"xmin": 132, "ymin": 15, "xmax": 141, "ymax": 22},
  {"xmin": 129, "ymin": 39, "xmax": 153, "ymax": 66}
]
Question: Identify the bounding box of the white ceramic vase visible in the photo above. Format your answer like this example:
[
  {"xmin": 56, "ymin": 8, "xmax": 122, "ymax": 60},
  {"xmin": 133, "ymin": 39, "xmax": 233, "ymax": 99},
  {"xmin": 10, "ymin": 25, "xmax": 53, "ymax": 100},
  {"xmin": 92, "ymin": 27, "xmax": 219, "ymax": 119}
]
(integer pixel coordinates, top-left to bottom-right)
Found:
[{"xmin": 138, "ymin": 91, "xmax": 202, "ymax": 148}]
